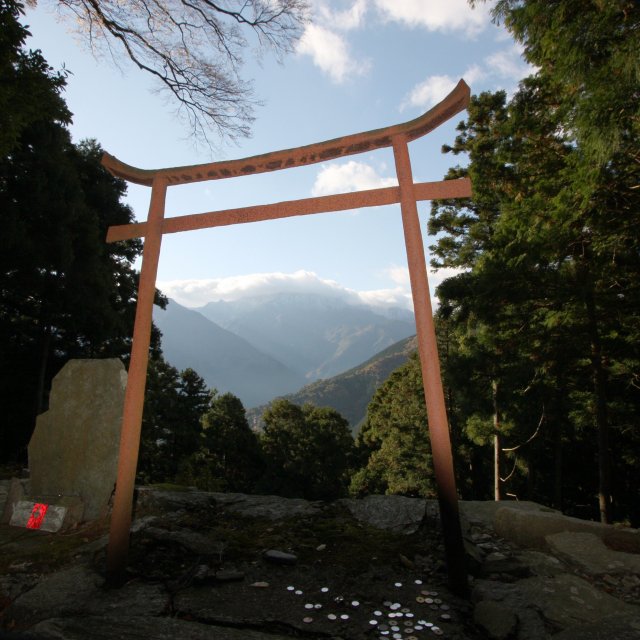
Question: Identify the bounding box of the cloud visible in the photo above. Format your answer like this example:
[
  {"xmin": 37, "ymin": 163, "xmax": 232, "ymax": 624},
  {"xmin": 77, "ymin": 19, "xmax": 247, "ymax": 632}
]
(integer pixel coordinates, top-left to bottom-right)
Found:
[
  {"xmin": 373, "ymin": 0, "xmax": 492, "ymax": 37},
  {"xmin": 157, "ymin": 270, "xmax": 418, "ymax": 311},
  {"xmin": 158, "ymin": 266, "xmax": 467, "ymax": 313},
  {"xmin": 402, "ymin": 74, "xmax": 459, "ymax": 111},
  {"xmin": 311, "ymin": 160, "xmax": 398, "ymax": 196},
  {"xmin": 297, "ymin": 22, "xmax": 370, "ymax": 83},
  {"xmin": 385, "ymin": 264, "xmax": 411, "ymax": 286},
  {"xmin": 485, "ymin": 44, "xmax": 531, "ymax": 80},
  {"xmin": 402, "ymin": 45, "xmax": 533, "ymax": 110},
  {"xmin": 317, "ymin": 0, "xmax": 368, "ymax": 30}
]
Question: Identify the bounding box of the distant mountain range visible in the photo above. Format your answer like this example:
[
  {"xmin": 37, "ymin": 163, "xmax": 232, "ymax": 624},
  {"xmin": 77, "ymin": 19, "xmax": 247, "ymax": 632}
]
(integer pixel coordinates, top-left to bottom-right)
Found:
[
  {"xmin": 153, "ymin": 301, "xmax": 305, "ymax": 408},
  {"xmin": 247, "ymin": 335, "xmax": 418, "ymax": 434},
  {"xmin": 195, "ymin": 293, "xmax": 415, "ymax": 381},
  {"xmin": 153, "ymin": 292, "xmax": 415, "ymax": 409}
]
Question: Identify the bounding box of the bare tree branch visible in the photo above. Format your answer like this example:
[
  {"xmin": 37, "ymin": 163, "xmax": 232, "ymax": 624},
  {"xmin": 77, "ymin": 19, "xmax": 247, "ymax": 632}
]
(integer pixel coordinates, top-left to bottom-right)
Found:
[{"xmin": 47, "ymin": 0, "xmax": 309, "ymax": 147}]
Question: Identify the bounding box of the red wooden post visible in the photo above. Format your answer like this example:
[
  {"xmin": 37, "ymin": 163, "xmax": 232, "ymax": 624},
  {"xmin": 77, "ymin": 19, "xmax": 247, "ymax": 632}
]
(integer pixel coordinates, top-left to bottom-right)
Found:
[
  {"xmin": 106, "ymin": 177, "xmax": 168, "ymax": 583},
  {"xmin": 392, "ymin": 135, "xmax": 468, "ymax": 596}
]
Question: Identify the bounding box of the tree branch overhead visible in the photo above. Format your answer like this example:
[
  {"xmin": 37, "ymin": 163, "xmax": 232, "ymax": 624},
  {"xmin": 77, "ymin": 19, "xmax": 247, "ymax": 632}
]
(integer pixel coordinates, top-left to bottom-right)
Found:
[{"xmin": 49, "ymin": 0, "xmax": 309, "ymax": 144}]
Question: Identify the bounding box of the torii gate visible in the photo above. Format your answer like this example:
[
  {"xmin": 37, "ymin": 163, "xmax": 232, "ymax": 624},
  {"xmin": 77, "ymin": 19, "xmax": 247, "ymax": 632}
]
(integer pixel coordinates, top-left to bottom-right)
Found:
[{"xmin": 103, "ymin": 79, "xmax": 472, "ymax": 594}]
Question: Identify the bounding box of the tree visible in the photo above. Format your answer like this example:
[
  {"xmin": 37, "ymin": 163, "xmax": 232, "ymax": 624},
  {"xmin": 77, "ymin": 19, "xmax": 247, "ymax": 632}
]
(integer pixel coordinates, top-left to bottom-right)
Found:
[
  {"xmin": 0, "ymin": 0, "xmax": 70, "ymax": 156},
  {"xmin": 190, "ymin": 391, "xmax": 262, "ymax": 492},
  {"xmin": 1, "ymin": 1, "xmax": 177, "ymax": 462},
  {"xmin": 259, "ymin": 399, "xmax": 355, "ymax": 500},
  {"xmin": 472, "ymin": 0, "xmax": 639, "ymax": 164},
  {"xmin": 47, "ymin": 0, "xmax": 309, "ymax": 143},
  {"xmin": 138, "ymin": 360, "xmax": 212, "ymax": 484},
  {"xmin": 351, "ymin": 354, "xmax": 436, "ymax": 498},
  {"xmin": 430, "ymin": 70, "xmax": 640, "ymax": 522}
]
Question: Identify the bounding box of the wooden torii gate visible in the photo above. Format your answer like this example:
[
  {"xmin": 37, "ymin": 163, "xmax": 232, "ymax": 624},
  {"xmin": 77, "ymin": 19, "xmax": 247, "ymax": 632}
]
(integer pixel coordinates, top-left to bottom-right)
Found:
[{"xmin": 103, "ymin": 79, "xmax": 472, "ymax": 594}]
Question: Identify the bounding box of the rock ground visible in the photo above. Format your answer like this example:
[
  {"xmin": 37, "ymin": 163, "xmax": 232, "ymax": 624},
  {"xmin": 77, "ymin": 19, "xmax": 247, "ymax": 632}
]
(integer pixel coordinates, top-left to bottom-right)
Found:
[{"xmin": 0, "ymin": 487, "xmax": 638, "ymax": 640}]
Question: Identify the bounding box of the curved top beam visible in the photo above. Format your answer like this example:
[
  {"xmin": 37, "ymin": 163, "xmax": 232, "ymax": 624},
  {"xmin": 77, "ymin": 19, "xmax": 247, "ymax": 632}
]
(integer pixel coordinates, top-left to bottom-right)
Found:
[{"xmin": 102, "ymin": 79, "xmax": 469, "ymax": 187}]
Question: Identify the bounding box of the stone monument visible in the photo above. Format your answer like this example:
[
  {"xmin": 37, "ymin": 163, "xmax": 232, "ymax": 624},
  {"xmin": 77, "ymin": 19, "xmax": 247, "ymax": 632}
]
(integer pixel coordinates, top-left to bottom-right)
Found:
[{"xmin": 28, "ymin": 359, "xmax": 127, "ymax": 521}]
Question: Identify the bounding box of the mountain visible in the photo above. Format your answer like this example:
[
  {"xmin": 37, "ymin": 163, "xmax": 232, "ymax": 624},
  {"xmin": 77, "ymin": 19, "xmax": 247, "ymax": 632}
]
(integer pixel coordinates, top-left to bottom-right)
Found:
[
  {"xmin": 247, "ymin": 335, "xmax": 418, "ymax": 433},
  {"xmin": 195, "ymin": 293, "xmax": 415, "ymax": 382},
  {"xmin": 153, "ymin": 300, "xmax": 306, "ymax": 408}
]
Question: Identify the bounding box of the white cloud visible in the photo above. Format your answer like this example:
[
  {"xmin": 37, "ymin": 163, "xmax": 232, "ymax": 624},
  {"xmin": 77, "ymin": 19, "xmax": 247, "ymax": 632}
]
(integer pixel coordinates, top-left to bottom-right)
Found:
[
  {"xmin": 311, "ymin": 160, "xmax": 397, "ymax": 196},
  {"xmin": 158, "ymin": 266, "xmax": 468, "ymax": 314},
  {"xmin": 317, "ymin": 0, "xmax": 368, "ymax": 30},
  {"xmin": 296, "ymin": 23, "xmax": 370, "ymax": 83},
  {"xmin": 373, "ymin": 0, "xmax": 492, "ymax": 37},
  {"xmin": 485, "ymin": 44, "xmax": 530, "ymax": 80},
  {"xmin": 428, "ymin": 266, "xmax": 465, "ymax": 294},
  {"xmin": 385, "ymin": 264, "xmax": 411, "ymax": 286},
  {"xmin": 158, "ymin": 271, "xmax": 338, "ymax": 307},
  {"xmin": 402, "ymin": 74, "xmax": 458, "ymax": 111},
  {"xmin": 157, "ymin": 270, "xmax": 419, "ymax": 311},
  {"xmin": 402, "ymin": 44, "xmax": 533, "ymax": 110}
]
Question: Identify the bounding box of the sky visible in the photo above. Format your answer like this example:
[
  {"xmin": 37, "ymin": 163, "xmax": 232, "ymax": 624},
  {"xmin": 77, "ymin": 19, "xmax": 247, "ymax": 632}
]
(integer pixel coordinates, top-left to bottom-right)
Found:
[{"xmin": 24, "ymin": 0, "xmax": 531, "ymax": 310}]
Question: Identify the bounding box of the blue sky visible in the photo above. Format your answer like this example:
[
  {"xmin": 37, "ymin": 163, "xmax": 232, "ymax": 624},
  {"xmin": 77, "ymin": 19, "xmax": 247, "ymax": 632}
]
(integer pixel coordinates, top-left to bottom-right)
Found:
[{"xmin": 25, "ymin": 0, "xmax": 530, "ymax": 310}]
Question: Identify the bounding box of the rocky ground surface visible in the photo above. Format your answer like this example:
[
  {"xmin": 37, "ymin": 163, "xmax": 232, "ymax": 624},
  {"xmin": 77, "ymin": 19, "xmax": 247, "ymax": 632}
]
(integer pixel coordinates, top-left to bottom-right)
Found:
[{"xmin": 0, "ymin": 485, "xmax": 639, "ymax": 640}]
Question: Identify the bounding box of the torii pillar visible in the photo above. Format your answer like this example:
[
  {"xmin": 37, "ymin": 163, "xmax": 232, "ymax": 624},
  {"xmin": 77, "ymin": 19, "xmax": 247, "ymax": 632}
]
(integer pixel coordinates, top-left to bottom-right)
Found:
[{"xmin": 103, "ymin": 80, "xmax": 472, "ymax": 596}]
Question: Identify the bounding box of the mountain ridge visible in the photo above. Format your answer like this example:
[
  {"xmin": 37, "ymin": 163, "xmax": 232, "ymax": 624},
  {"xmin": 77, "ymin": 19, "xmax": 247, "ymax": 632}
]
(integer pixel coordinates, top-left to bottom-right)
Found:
[
  {"xmin": 195, "ymin": 292, "xmax": 415, "ymax": 381},
  {"xmin": 247, "ymin": 334, "xmax": 418, "ymax": 433},
  {"xmin": 153, "ymin": 300, "xmax": 306, "ymax": 408}
]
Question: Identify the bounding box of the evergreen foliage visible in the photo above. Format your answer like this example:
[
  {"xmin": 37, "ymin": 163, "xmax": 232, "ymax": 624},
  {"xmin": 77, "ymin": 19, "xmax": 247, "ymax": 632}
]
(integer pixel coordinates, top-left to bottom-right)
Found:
[
  {"xmin": 259, "ymin": 399, "xmax": 356, "ymax": 500},
  {"xmin": 138, "ymin": 359, "xmax": 210, "ymax": 484},
  {"xmin": 351, "ymin": 354, "xmax": 436, "ymax": 498},
  {"xmin": 0, "ymin": 0, "xmax": 165, "ymax": 460},
  {"xmin": 414, "ymin": 0, "xmax": 640, "ymax": 523}
]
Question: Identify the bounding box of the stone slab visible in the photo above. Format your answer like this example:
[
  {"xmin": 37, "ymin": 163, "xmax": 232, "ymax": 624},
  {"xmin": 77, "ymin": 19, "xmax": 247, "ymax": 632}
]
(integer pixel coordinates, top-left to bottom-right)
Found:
[
  {"xmin": 474, "ymin": 573, "xmax": 639, "ymax": 631},
  {"xmin": 546, "ymin": 531, "xmax": 640, "ymax": 575},
  {"xmin": 339, "ymin": 494, "xmax": 426, "ymax": 534},
  {"xmin": 1, "ymin": 477, "xmax": 25, "ymax": 524},
  {"xmin": 4, "ymin": 566, "xmax": 103, "ymax": 627},
  {"xmin": 460, "ymin": 500, "xmax": 559, "ymax": 530},
  {"xmin": 10, "ymin": 501, "xmax": 68, "ymax": 532},
  {"xmin": 29, "ymin": 359, "xmax": 127, "ymax": 521},
  {"xmin": 551, "ymin": 613, "xmax": 640, "ymax": 640},
  {"xmin": 473, "ymin": 599, "xmax": 518, "ymax": 640},
  {"xmin": 31, "ymin": 616, "xmax": 295, "ymax": 640},
  {"xmin": 493, "ymin": 506, "xmax": 640, "ymax": 552}
]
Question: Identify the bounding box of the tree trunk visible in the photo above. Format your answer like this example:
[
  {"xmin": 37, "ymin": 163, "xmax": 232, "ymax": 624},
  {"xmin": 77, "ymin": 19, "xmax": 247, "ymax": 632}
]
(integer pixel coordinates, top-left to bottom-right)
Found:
[
  {"xmin": 553, "ymin": 420, "xmax": 563, "ymax": 510},
  {"xmin": 35, "ymin": 322, "xmax": 52, "ymax": 417},
  {"xmin": 584, "ymin": 282, "xmax": 612, "ymax": 524},
  {"xmin": 493, "ymin": 379, "xmax": 502, "ymax": 501}
]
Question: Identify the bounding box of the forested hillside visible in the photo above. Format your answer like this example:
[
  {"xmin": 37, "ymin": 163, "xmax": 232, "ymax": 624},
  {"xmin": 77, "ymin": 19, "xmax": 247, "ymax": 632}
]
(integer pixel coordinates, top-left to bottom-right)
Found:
[
  {"xmin": 0, "ymin": 0, "xmax": 165, "ymax": 459},
  {"xmin": 423, "ymin": 0, "xmax": 639, "ymax": 525},
  {"xmin": 247, "ymin": 335, "xmax": 418, "ymax": 432}
]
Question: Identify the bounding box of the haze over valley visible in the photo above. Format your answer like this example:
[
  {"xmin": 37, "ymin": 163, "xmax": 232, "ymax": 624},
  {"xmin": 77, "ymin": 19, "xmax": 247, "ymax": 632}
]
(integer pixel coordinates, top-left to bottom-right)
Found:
[{"xmin": 153, "ymin": 288, "xmax": 416, "ymax": 410}]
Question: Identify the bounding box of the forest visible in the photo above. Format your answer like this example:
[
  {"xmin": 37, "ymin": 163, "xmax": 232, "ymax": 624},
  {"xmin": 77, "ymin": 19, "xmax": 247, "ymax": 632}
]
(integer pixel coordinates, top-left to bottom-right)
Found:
[{"xmin": 1, "ymin": 0, "xmax": 638, "ymax": 527}]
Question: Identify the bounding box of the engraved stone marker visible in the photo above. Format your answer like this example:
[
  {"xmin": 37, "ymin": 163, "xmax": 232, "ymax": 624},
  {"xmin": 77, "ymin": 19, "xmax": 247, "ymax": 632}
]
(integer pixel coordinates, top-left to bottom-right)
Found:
[{"xmin": 28, "ymin": 359, "xmax": 127, "ymax": 521}]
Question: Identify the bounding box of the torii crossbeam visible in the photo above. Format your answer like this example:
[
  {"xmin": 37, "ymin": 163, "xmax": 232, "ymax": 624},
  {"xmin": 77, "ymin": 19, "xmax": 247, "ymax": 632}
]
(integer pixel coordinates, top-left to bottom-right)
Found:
[{"xmin": 103, "ymin": 79, "xmax": 472, "ymax": 595}]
